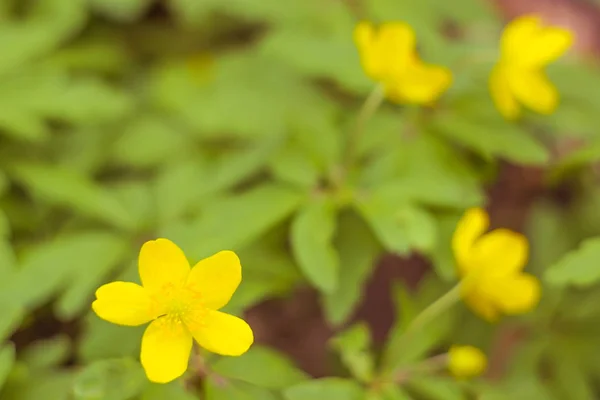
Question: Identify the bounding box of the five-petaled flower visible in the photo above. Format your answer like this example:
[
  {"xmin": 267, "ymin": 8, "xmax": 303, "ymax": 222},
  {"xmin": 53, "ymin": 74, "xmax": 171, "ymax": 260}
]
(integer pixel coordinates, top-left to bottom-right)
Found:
[
  {"xmin": 92, "ymin": 239, "xmax": 253, "ymax": 383},
  {"xmin": 490, "ymin": 14, "xmax": 574, "ymax": 119},
  {"xmin": 452, "ymin": 208, "xmax": 541, "ymax": 321},
  {"xmin": 448, "ymin": 345, "xmax": 487, "ymax": 379},
  {"xmin": 354, "ymin": 21, "xmax": 452, "ymax": 105}
]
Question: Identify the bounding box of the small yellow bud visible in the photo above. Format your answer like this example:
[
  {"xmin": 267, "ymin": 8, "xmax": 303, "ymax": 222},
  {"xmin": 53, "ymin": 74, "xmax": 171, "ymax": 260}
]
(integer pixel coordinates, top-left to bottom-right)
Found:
[{"xmin": 448, "ymin": 345, "xmax": 487, "ymax": 379}]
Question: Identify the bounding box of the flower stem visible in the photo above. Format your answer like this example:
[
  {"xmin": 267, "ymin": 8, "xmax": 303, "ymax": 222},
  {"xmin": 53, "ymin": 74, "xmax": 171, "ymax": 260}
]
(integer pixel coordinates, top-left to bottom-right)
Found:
[
  {"xmin": 405, "ymin": 282, "xmax": 462, "ymax": 336},
  {"xmin": 343, "ymin": 83, "xmax": 386, "ymax": 171}
]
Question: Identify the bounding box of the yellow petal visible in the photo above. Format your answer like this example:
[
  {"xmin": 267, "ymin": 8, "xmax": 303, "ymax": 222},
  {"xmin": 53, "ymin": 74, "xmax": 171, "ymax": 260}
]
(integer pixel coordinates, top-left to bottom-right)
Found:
[
  {"xmin": 472, "ymin": 228, "xmax": 529, "ymax": 276},
  {"xmin": 462, "ymin": 287, "xmax": 499, "ymax": 322},
  {"xmin": 491, "ymin": 273, "xmax": 541, "ymax": 315},
  {"xmin": 187, "ymin": 310, "xmax": 253, "ymax": 356},
  {"xmin": 387, "ymin": 62, "xmax": 452, "ymax": 104},
  {"xmin": 139, "ymin": 239, "xmax": 190, "ymax": 294},
  {"xmin": 354, "ymin": 21, "xmax": 415, "ymax": 82},
  {"xmin": 525, "ymin": 26, "xmax": 573, "ymax": 67},
  {"xmin": 508, "ymin": 70, "xmax": 558, "ymax": 115},
  {"xmin": 501, "ymin": 14, "xmax": 573, "ymax": 67},
  {"xmin": 452, "ymin": 208, "xmax": 489, "ymax": 277},
  {"xmin": 448, "ymin": 345, "xmax": 487, "ymax": 379},
  {"xmin": 489, "ymin": 65, "xmax": 520, "ymax": 120},
  {"xmin": 186, "ymin": 250, "xmax": 241, "ymax": 310},
  {"xmin": 377, "ymin": 22, "xmax": 416, "ymax": 74},
  {"xmin": 92, "ymin": 282, "xmax": 160, "ymax": 326},
  {"xmin": 501, "ymin": 15, "xmax": 543, "ymax": 64},
  {"xmin": 140, "ymin": 317, "xmax": 193, "ymax": 383}
]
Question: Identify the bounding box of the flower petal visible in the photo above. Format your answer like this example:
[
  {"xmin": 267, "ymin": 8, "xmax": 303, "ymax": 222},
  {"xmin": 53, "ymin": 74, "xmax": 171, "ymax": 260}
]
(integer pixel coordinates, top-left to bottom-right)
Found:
[
  {"xmin": 452, "ymin": 208, "xmax": 489, "ymax": 277},
  {"xmin": 354, "ymin": 21, "xmax": 415, "ymax": 82},
  {"xmin": 508, "ymin": 70, "xmax": 558, "ymax": 115},
  {"xmin": 472, "ymin": 228, "xmax": 529, "ymax": 276},
  {"xmin": 140, "ymin": 317, "xmax": 193, "ymax": 383},
  {"xmin": 491, "ymin": 274, "xmax": 541, "ymax": 315},
  {"xmin": 501, "ymin": 14, "xmax": 573, "ymax": 67},
  {"xmin": 139, "ymin": 239, "xmax": 190, "ymax": 294},
  {"xmin": 186, "ymin": 251, "xmax": 241, "ymax": 310},
  {"xmin": 501, "ymin": 15, "xmax": 543, "ymax": 64},
  {"xmin": 187, "ymin": 310, "xmax": 253, "ymax": 356},
  {"xmin": 378, "ymin": 22, "xmax": 416, "ymax": 74},
  {"xmin": 387, "ymin": 62, "xmax": 452, "ymax": 104},
  {"xmin": 525, "ymin": 26, "xmax": 573, "ymax": 67},
  {"xmin": 463, "ymin": 289, "xmax": 499, "ymax": 322},
  {"xmin": 92, "ymin": 282, "xmax": 160, "ymax": 326},
  {"xmin": 489, "ymin": 65, "xmax": 520, "ymax": 120},
  {"xmin": 448, "ymin": 345, "xmax": 487, "ymax": 379}
]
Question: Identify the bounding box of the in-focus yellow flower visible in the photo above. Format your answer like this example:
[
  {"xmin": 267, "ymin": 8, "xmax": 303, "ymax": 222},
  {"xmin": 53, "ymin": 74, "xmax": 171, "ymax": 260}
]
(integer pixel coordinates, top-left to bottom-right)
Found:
[
  {"xmin": 354, "ymin": 21, "xmax": 452, "ymax": 105},
  {"xmin": 452, "ymin": 208, "xmax": 541, "ymax": 321},
  {"xmin": 448, "ymin": 345, "xmax": 487, "ymax": 379},
  {"xmin": 490, "ymin": 14, "xmax": 574, "ymax": 119},
  {"xmin": 92, "ymin": 239, "xmax": 253, "ymax": 383}
]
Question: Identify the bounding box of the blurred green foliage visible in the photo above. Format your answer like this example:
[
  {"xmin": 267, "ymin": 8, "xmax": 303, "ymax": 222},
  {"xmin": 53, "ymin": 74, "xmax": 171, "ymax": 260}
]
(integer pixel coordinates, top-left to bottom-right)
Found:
[{"xmin": 2, "ymin": 0, "xmax": 600, "ymax": 399}]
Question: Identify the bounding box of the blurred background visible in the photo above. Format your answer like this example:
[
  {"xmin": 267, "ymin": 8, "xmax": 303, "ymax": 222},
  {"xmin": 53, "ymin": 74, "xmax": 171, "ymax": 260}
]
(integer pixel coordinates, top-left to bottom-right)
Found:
[{"xmin": 3, "ymin": 0, "xmax": 600, "ymax": 399}]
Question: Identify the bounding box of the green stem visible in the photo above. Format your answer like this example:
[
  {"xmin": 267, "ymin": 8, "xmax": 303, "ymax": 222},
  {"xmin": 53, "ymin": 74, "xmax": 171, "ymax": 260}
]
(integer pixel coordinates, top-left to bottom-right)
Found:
[
  {"xmin": 405, "ymin": 282, "xmax": 462, "ymax": 336},
  {"xmin": 343, "ymin": 83, "xmax": 386, "ymax": 170}
]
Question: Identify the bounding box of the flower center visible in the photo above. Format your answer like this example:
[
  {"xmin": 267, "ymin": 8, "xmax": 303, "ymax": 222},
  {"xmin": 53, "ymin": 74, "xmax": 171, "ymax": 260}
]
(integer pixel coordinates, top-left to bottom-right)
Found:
[{"xmin": 154, "ymin": 283, "xmax": 205, "ymax": 323}]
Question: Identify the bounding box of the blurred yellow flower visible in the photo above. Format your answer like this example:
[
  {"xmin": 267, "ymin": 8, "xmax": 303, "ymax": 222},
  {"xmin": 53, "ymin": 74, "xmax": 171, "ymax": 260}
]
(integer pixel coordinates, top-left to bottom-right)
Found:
[
  {"xmin": 490, "ymin": 15, "xmax": 574, "ymax": 119},
  {"xmin": 452, "ymin": 208, "xmax": 541, "ymax": 321},
  {"xmin": 354, "ymin": 21, "xmax": 452, "ymax": 105},
  {"xmin": 448, "ymin": 345, "xmax": 487, "ymax": 379},
  {"xmin": 92, "ymin": 239, "xmax": 253, "ymax": 383}
]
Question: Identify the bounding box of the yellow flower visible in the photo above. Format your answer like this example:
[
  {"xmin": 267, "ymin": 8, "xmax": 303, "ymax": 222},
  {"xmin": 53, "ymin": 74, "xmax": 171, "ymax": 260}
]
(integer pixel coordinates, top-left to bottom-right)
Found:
[
  {"xmin": 490, "ymin": 15, "xmax": 574, "ymax": 119},
  {"xmin": 92, "ymin": 239, "xmax": 253, "ymax": 383},
  {"xmin": 354, "ymin": 21, "xmax": 452, "ymax": 105},
  {"xmin": 452, "ymin": 208, "xmax": 541, "ymax": 321},
  {"xmin": 448, "ymin": 345, "xmax": 487, "ymax": 379}
]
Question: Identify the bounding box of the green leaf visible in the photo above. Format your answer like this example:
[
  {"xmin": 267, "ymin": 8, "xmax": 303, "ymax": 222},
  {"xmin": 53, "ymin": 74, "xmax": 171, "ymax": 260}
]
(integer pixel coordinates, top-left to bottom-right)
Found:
[
  {"xmin": 549, "ymin": 139, "xmax": 600, "ymax": 183},
  {"xmin": 9, "ymin": 163, "xmax": 135, "ymax": 230},
  {"xmin": 259, "ymin": 27, "xmax": 369, "ymax": 93},
  {"xmin": 545, "ymin": 236, "xmax": 600, "ymax": 287},
  {"xmin": 408, "ymin": 377, "xmax": 466, "ymax": 400},
  {"xmin": 356, "ymin": 196, "xmax": 437, "ymax": 255},
  {"xmin": 431, "ymin": 113, "xmax": 549, "ymax": 165},
  {"xmin": 109, "ymin": 180, "xmax": 155, "ymax": 232},
  {"xmin": 1, "ymin": 370, "xmax": 74, "ymax": 400},
  {"xmin": 89, "ymin": 0, "xmax": 153, "ymax": 21},
  {"xmin": 269, "ymin": 142, "xmax": 320, "ymax": 188},
  {"xmin": 428, "ymin": 213, "xmax": 461, "ymax": 281},
  {"xmin": 0, "ymin": 302, "xmax": 24, "ymax": 342},
  {"xmin": 21, "ymin": 335, "xmax": 71, "ymax": 370},
  {"xmin": 0, "ymin": 232, "xmax": 126, "ymax": 311},
  {"xmin": 372, "ymin": 385, "xmax": 414, "ymax": 400},
  {"xmin": 0, "ymin": 343, "xmax": 15, "ymax": 391},
  {"xmin": 78, "ymin": 315, "xmax": 144, "ymax": 363},
  {"xmin": 548, "ymin": 347, "xmax": 595, "ymax": 400},
  {"xmin": 291, "ymin": 198, "xmax": 339, "ymax": 293},
  {"xmin": 323, "ymin": 212, "xmax": 381, "ymax": 325},
  {"xmin": 212, "ymin": 345, "xmax": 308, "ymax": 389},
  {"xmin": 0, "ymin": 240, "xmax": 17, "ymax": 281},
  {"xmin": 0, "ymin": 0, "xmax": 86, "ymax": 74},
  {"xmin": 46, "ymin": 78, "xmax": 134, "ymax": 125},
  {"xmin": 112, "ymin": 115, "xmax": 190, "ymax": 168},
  {"xmin": 381, "ymin": 278, "xmax": 456, "ymax": 373},
  {"xmin": 155, "ymin": 138, "xmax": 279, "ymax": 224},
  {"xmin": 526, "ymin": 201, "xmax": 577, "ymax": 276},
  {"xmin": 284, "ymin": 378, "xmax": 365, "ymax": 400},
  {"xmin": 329, "ymin": 323, "xmax": 374, "ymax": 383},
  {"xmin": 163, "ymin": 183, "xmax": 304, "ymax": 261},
  {"xmin": 72, "ymin": 358, "xmax": 147, "ymax": 400},
  {"xmin": 141, "ymin": 382, "xmax": 197, "ymax": 400},
  {"xmin": 204, "ymin": 378, "xmax": 277, "ymax": 400},
  {"xmin": 54, "ymin": 234, "xmax": 128, "ymax": 320}
]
